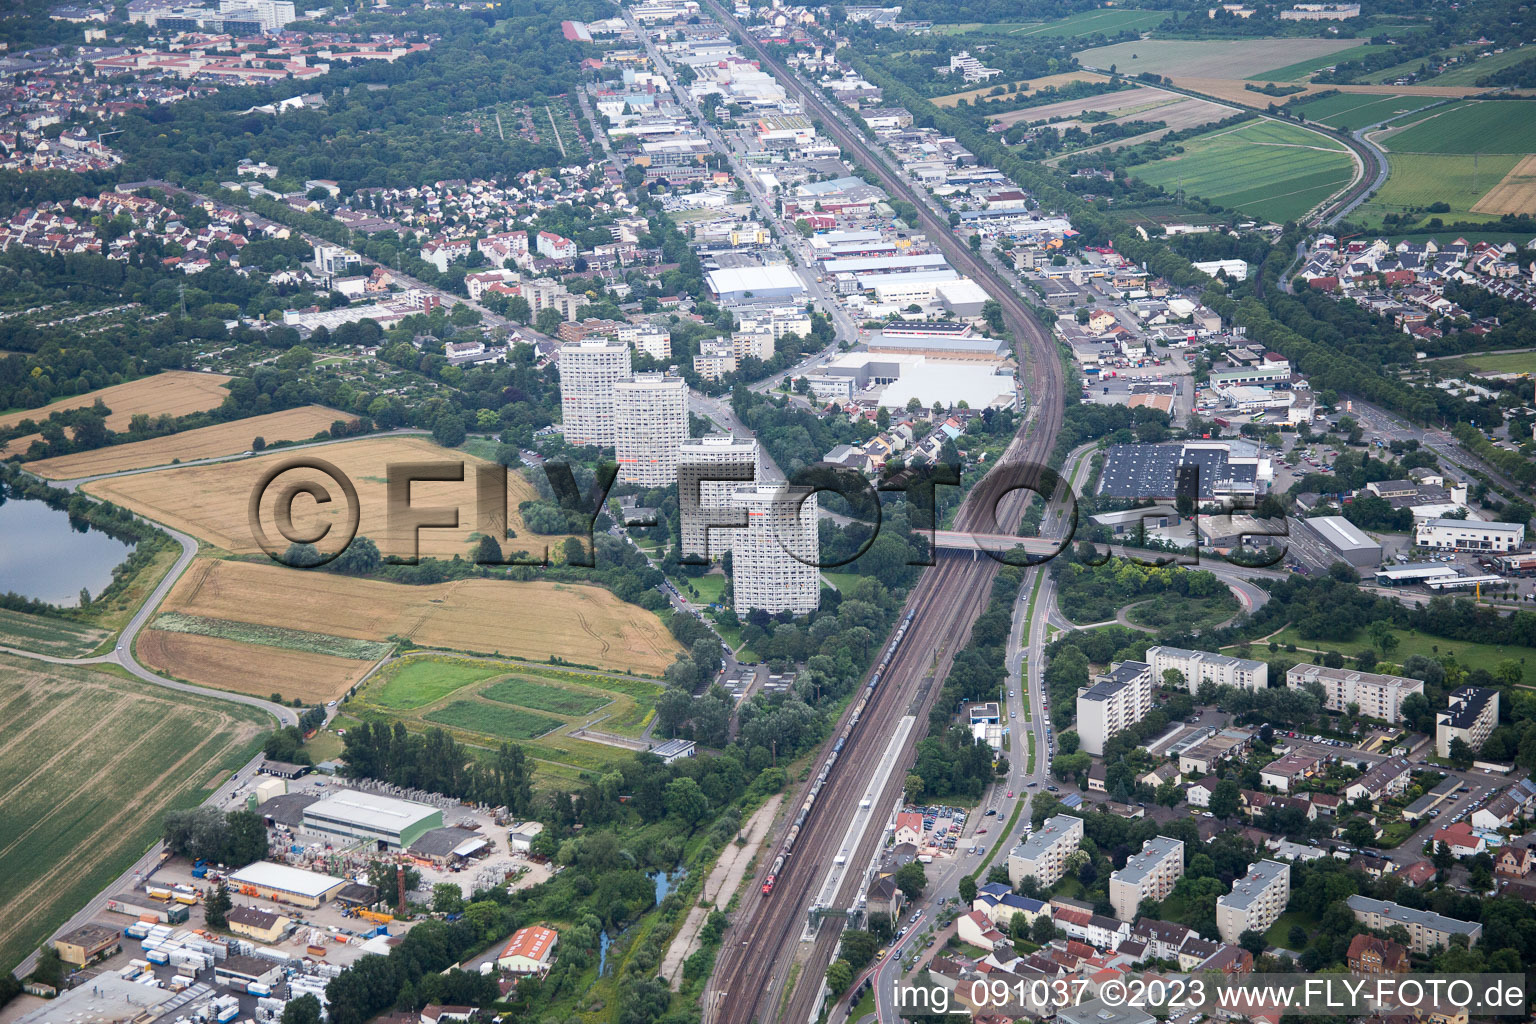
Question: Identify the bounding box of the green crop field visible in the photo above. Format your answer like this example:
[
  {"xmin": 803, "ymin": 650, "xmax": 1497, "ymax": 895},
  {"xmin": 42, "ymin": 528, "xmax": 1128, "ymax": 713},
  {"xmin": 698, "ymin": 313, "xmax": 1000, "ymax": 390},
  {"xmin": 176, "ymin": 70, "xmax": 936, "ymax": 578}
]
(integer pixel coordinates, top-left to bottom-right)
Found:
[
  {"xmin": 1291, "ymin": 92, "xmax": 1438, "ymax": 129},
  {"xmin": 1354, "ymin": 152, "xmax": 1522, "ymax": 226},
  {"xmin": 1380, "ymin": 101, "xmax": 1536, "ymax": 154},
  {"xmin": 1461, "ymin": 350, "xmax": 1536, "ymax": 374},
  {"xmin": 1009, "ymin": 8, "xmax": 1170, "ymax": 38},
  {"xmin": 1127, "ymin": 118, "xmax": 1355, "ymax": 223},
  {"xmin": 426, "ymin": 700, "xmax": 562, "ymax": 739},
  {"xmin": 1254, "ymin": 44, "xmax": 1396, "ymax": 82},
  {"xmin": 0, "ymin": 607, "xmax": 110, "ymax": 657},
  {"xmin": 151, "ymin": 612, "xmax": 392, "ymax": 661},
  {"xmin": 1418, "ymin": 46, "xmax": 1534, "ymax": 86},
  {"xmin": 482, "ymin": 677, "xmax": 611, "ymax": 716},
  {"xmin": 0, "ymin": 655, "xmax": 268, "ymax": 974},
  {"xmin": 367, "ymin": 657, "xmax": 505, "ymax": 709}
]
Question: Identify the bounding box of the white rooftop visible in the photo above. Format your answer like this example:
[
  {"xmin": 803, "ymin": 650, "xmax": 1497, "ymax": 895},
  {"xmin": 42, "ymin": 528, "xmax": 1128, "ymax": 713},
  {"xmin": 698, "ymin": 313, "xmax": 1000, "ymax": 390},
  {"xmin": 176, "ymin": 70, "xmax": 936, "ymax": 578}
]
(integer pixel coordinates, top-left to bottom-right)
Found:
[
  {"xmin": 228, "ymin": 860, "xmax": 344, "ymax": 899},
  {"xmin": 304, "ymin": 789, "xmax": 440, "ymax": 828}
]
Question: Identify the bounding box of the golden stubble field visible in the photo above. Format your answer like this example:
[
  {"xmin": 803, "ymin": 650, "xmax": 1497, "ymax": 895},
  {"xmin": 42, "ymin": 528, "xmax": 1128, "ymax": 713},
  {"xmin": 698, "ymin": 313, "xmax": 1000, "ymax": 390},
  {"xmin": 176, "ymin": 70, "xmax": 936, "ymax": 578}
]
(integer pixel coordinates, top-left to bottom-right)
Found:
[
  {"xmin": 81, "ymin": 434, "xmax": 575, "ymax": 561},
  {"xmin": 25, "ymin": 405, "xmax": 347, "ymax": 479},
  {"xmin": 135, "ymin": 629, "xmax": 378, "ymax": 704},
  {"xmin": 155, "ymin": 557, "xmax": 685, "ymax": 677},
  {"xmin": 0, "ymin": 370, "xmax": 233, "ymax": 457}
]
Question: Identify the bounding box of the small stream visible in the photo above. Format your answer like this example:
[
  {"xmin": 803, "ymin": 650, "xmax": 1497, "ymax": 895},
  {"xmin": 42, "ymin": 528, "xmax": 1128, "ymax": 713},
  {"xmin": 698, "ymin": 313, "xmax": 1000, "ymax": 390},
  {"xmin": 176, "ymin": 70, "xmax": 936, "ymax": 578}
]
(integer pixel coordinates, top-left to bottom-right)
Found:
[{"xmin": 597, "ymin": 868, "xmax": 682, "ymax": 975}]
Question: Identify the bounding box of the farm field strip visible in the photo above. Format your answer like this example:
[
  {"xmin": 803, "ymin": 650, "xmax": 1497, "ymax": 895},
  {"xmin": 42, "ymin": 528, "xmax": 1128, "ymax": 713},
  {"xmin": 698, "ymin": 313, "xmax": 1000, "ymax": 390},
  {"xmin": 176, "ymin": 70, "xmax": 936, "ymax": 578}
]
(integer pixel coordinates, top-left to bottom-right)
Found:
[
  {"xmin": 1356, "ymin": 152, "xmax": 1522, "ymax": 225},
  {"xmin": 158, "ymin": 558, "xmax": 682, "ymax": 675},
  {"xmin": 23, "ymin": 405, "xmax": 348, "ymax": 479},
  {"xmin": 1007, "ymin": 8, "xmax": 1170, "ymax": 37},
  {"xmin": 0, "ymin": 371, "xmax": 233, "ymax": 458},
  {"xmin": 1073, "ymin": 37, "xmax": 1362, "ymax": 80},
  {"xmin": 151, "ymin": 611, "xmax": 394, "ymax": 660},
  {"xmin": 1470, "ymin": 153, "xmax": 1536, "ymax": 214},
  {"xmin": 425, "ymin": 699, "xmax": 563, "ymax": 740},
  {"xmin": 1252, "ymin": 43, "xmax": 1396, "ymax": 83},
  {"xmin": 1375, "ymin": 100, "xmax": 1536, "ymax": 153},
  {"xmin": 136, "ymin": 628, "xmax": 378, "ymax": 705},
  {"xmin": 0, "ymin": 607, "xmax": 109, "ymax": 657},
  {"xmin": 0, "ymin": 656, "xmax": 265, "ymax": 973},
  {"xmin": 482, "ymin": 677, "xmax": 611, "ymax": 716},
  {"xmin": 1293, "ymin": 92, "xmax": 1438, "ymax": 129}
]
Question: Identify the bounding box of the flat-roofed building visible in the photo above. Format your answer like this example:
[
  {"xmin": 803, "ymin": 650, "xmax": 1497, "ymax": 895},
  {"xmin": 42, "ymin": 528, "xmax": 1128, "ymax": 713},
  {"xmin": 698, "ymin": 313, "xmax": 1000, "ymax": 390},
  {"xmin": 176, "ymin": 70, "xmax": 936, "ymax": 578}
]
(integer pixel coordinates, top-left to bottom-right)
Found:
[
  {"xmin": 1147, "ymin": 645, "xmax": 1268, "ymax": 693},
  {"xmin": 730, "ymin": 484, "xmax": 819, "ymax": 615},
  {"xmin": 1109, "ymin": 835, "xmax": 1184, "ymax": 921},
  {"xmin": 301, "ymin": 790, "xmax": 444, "ymax": 851},
  {"xmin": 614, "ymin": 372, "xmax": 687, "ymax": 486},
  {"xmin": 1415, "ymin": 518, "xmax": 1525, "ymax": 553},
  {"xmin": 1294, "ymin": 514, "xmax": 1382, "ymax": 568},
  {"xmin": 1346, "ymin": 895, "xmax": 1481, "ymax": 954},
  {"xmin": 215, "ymin": 955, "xmax": 282, "ymax": 990},
  {"xmin": 1216, "ymin": 860, "xmax": 1289, "ymax": 943},
  {"xmin": 1286, "ymin": 663, "xmax": 1423, "ymax": 724},
  {"xmin": 1077, "ymin": 661, "xmax": 1152, "ymax": 757},
  {"xmin": 53, "ymin": 924, "xmax": 120, "ymax": 966},
  {"xmin": 1008, "ymin": 814, "xmax": 1083, "ymax": 888},
  {"xmin": 678, "ymin": 434, "xmax": 760, "ymax": 559},
  {"xmin": 559, "ymin": 337, "xmax": 632, "ymax": 447},
  {"xmin": 1437, "ymin": 686, "xmax": 1500, "ymax": 758},
  {"xmin": 228, "ymin": 861, "xmax": 347, "ymax": 909}
]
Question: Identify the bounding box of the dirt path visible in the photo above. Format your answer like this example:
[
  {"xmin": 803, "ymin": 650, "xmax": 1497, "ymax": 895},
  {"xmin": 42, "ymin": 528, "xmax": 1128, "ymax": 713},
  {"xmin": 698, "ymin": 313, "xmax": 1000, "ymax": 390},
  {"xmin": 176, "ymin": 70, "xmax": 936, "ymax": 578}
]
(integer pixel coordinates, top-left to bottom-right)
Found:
[{"xmin": 661, "ymin": 794, "xmax": 782, "ymax": 989}]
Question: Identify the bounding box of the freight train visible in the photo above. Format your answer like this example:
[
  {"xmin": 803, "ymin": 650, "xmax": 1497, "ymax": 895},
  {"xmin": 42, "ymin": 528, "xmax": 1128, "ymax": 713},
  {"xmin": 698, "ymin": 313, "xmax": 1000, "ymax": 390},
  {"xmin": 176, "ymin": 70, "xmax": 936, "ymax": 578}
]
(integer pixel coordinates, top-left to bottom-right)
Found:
[{"xmin": 762, "ymin": 608, "xmax": 916, "ymax": 896}]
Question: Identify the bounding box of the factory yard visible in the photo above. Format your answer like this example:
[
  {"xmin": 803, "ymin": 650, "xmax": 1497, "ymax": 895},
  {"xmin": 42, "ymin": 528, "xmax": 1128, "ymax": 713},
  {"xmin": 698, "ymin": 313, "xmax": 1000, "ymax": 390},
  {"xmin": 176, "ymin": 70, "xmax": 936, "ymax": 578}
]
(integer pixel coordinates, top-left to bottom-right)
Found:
[
  {"xmin": 80, "ymin": 434, "xmax": 571, "ymax": 562},
  {"xmin": 153, "ymin": 558, "xmax": 682, "ymax": 678},
  {"xmin": 0, "ymin": 655, "xmax": 267, "ymax": 975},
  {"xmin": 0, "ymin": 371, "xmax": 233, "ymax": 458},
  {"xmin": 23, "ymin": 406, "xmax": 346, "ymax": 479}
]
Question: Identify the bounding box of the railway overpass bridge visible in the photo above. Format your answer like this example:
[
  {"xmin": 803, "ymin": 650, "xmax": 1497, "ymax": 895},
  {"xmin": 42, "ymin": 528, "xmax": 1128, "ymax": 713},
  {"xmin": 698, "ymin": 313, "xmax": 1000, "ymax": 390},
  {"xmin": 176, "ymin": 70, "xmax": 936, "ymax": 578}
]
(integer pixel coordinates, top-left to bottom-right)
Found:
[{"xmin": 931, "ymin": 531, "xmax": 1065, "ymax": 560}]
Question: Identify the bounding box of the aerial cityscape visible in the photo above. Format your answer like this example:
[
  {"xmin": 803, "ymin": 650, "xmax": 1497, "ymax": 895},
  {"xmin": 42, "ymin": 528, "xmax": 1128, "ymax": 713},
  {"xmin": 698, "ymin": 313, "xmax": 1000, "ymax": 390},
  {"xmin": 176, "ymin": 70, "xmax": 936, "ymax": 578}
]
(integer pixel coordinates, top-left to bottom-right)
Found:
[{"xmin": 1, "ymin": 0, "xmax": 1535, "ymax": 1022}]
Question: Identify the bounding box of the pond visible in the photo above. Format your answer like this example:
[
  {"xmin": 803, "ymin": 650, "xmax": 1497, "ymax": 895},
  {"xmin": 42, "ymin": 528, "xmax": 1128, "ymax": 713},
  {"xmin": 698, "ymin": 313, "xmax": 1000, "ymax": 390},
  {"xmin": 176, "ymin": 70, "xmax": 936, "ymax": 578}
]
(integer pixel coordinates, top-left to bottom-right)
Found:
[{"xmin": 0, "ymin": 497, "xmax": 135, "ymax": 607}]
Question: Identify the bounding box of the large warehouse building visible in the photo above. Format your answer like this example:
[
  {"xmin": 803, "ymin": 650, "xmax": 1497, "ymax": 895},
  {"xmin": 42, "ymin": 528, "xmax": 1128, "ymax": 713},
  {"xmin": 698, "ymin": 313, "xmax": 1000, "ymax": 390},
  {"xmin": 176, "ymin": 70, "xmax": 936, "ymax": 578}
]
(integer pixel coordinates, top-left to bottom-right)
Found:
[
  {"xmin": 1294, "ymin": 514, "xmax": 1382, "ymax": 568},
  {"xmin": 705, "ymin": 265, "xmax": 805, "ymax": 302},
  {"xmin": 301, "ymin": 790, "xmax": 444, "ymax": 850},
  {"xmin": 228, "ymin": 861, "xmax": 346, "ymax": 909}
]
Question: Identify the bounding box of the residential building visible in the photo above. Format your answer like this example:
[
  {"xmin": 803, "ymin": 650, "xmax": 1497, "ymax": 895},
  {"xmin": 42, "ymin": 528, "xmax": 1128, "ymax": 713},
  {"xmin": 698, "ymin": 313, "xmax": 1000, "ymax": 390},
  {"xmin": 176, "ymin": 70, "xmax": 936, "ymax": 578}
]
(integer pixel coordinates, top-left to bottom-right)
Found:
[
  {"xmin": 1007, "ymin": 814, "xmax": 1083, "ymax": 888},
  {"xmin": 536, "ymin": 231, "xmax": 577, "ymax": 261},
  {"xmin": 558, "ymin": 338, "xmax": 632, "ymax": 447},
  {"xmin": 1077, "ymin": 661, "xmax": 1153, "ymax": 756},
  {"xmin": 1437, "ymin": 686, "xmax": 1500, "ymax": 757},
  {"xmin": 1109, "ymin": 836, "xmax": 1184, "ymax": 921},
  {"xmin": 729, "ymin": 484, "xmax": 819, "ymax": 615},
  {"xmin": 693, "ymin": 337, "xmax": 738, "ymax": 380},
  {"xmin": 1285, "ymin": 664, "xmax": 1424, "ymax": 724},
  {"xmin": 519, "ymin": 277, "xmax": 580, "ymax": 322},
  {"xmin": 1345, "ymin": 756, "xmax": 1413, "ymax": 805},
  {"xmin": 1258, "ymin": 751, "xmax": 1320, "ymax": 793},
  {"xmin": 1433, "ymin": 821, "xmax": 1485, "ymax": 857},
  {"xmin": 614, "ymin": 373, "xmax": 687, "ymax": 486},
  {"xmin": 1216, "ymin": 860, "xmax": 1290, "ymax": 943},
  {"xmin": 1415, "ymin": 518, "xmax": 1525, "ymax": 553},
  {"xmin": 1471, "ymin": 778, "xmax": 1536, "ymax": 831},
  {"xmin": 1347, "ymin": 933, "xmax": 1407, "ymax": 974},
  {"xmin": 1147, "ymin": 646, "xmax": 1268, "ymax": 693},
  {"xmin": 678, "ymin": 435, "xmax": 760, "ymax": 560},
  {"xmin": 1346, "ymin": 895, "xmax": 1482, "ymax": 954}
]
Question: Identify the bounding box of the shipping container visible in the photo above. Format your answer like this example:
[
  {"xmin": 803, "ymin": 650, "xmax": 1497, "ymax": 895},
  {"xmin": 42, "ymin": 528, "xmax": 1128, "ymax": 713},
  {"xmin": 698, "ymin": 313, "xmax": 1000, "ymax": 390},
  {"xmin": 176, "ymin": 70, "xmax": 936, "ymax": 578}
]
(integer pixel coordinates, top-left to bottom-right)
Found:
[
  {"xmin": 147, "ymin": 950, "xmax": 170, "ymax": 964},
  {"xmin": 246, "ymin": 983, "xmax": 272, "ymax": 998}
]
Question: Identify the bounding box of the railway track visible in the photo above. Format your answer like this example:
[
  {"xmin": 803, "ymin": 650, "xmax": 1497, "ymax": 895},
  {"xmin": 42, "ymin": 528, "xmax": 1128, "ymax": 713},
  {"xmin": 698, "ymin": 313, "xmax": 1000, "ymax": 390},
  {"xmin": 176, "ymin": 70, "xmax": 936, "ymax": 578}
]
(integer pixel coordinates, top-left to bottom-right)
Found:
[{"xmin": 699, "ymin": 7, "xmax": 1066, "ymax": 1023}]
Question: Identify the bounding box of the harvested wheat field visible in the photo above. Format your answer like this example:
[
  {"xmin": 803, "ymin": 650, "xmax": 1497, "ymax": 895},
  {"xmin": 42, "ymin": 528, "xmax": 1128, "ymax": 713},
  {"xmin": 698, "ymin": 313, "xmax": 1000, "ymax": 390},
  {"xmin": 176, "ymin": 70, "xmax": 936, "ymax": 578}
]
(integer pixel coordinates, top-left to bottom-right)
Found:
[
  {"xmin": 162, "ymin": 557, "xmax": 683, "ymax": 675},
  {"xmin": 0, "ymin": 654, "xmax": 266, "ymax": 972},
  {"xmin": 1471, "ymin": 154, "xmax": 1536, "ymax": 214},
  {"xmin": 25, "ymin": 405, "xmax": 347, "ymax": 479},
  {"xmin": 82, "ymin": 434, "xmax": 573, "ymax": 561},
  {"xmin": 0, "ymin": 371, "xmax": 232, "ymax": 458},
  {"xmin": 135, "ymin": 629, "xmax": 375, "ymax": 704},
  {"xmin": 990, "ymin": 86, "xmax": 1168, "ymax": 127}
]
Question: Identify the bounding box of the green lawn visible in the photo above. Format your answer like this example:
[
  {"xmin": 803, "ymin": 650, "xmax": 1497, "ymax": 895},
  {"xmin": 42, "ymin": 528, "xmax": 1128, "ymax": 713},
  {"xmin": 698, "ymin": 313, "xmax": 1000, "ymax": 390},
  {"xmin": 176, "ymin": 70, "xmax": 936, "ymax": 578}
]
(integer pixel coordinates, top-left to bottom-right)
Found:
[
  {"xmin": 1257, "ymin": 624, "xmax": 1531, "ymax": 677},
  {"xmin": 1355, "ymin": 152, "xmax": 1522, "ymax": 226},
  {"xmin": 1128, "ymin": 118, "xmax": 1356, "ymax": 223},
  {"xmin": 1126, "ymin": 592, "xmax": 1240, "ymax": 632},
  {"xmin": 0, "ymin": 607, "xmax": 110, "ymax": 657},
  {"xmin": 1008, "ymin": 8, "xmax": 1170, "ymax": 38},
  {"xmin": 1379, "ymin": 100, "xmax": 1536, "ymax": 154},
  {"xmin": 822, "ymin": 571, "xmax": 866, "ymax": 592},
  {"xmin": 425, "ymin": 699, "xmax": 563, "ymax": 739},
  {"xmin": 1461, "ymin": 350, "xmax": 1536, "ymax": 375},
  {"xmin": 1254, "ymin": 44, "xmax": 1396, "ymax": 82},
  {"xmin": 674, "ymin": 572, "xmax": 727, "ymax": 606},
  {"xmin": 1265, "ymin": 909, "xmax": 1322, "ymax": 949},
  {"xmin": 368, "ymin": 657, "xmax": 504, "ymax": 710},
  {"xmin": 482, "ymin": 677, "xmax": 611, "ymax": 716},
  {"xmin": 1291, "ymin": 92, "xmax": 1437, "ymax": 130}
]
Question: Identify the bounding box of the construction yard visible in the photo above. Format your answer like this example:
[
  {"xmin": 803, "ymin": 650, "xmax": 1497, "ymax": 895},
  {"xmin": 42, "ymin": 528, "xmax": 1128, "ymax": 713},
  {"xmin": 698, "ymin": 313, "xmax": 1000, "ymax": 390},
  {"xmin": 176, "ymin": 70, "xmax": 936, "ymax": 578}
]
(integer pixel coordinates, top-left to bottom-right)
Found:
[
  {"xmin": 80, "ymin": 433, "xmax": 574, "ymax": 562},
  {"xmin": 0, "ymin": 655, "xmax": 268, "ymax": 974},
  {"xmin": 0, "ymin": 371, "xmax": 233, "ymax": 458}
]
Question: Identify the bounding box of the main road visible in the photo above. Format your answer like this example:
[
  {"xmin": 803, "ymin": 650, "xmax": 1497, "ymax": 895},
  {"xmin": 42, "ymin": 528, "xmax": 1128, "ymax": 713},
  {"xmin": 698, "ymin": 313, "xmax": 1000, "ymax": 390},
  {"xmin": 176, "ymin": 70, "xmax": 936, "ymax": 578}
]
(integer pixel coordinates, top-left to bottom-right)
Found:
[{"xmin": 697, "ymin": 6, "xmax": 1067, "ymax": 1024}]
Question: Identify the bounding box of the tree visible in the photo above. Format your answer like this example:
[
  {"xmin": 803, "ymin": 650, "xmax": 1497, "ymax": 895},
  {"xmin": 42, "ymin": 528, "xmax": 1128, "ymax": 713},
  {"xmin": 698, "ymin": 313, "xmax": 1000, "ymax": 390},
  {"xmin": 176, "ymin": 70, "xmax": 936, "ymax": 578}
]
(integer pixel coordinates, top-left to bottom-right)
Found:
[
  {"xmin": 282, "ymin": 995, "xmax": 323, "ymax": 1024},
  {"xmin": 1369, "ymin": 620, "xmax": 1399, "ymax": 657},
  {"xmin": 1432, "ymin": 840, "xmax": 1455, "ymax": 874},
  {"xmin": 205, "ymin": 880, "xmax": 232, "ymax": 929},
  {"xmin": 535, "ymin": 306, "xmax": 565, "ymax": 336},
  {"xmin": 665, "ymin": 777, "xmax": 710, "ymax": 824},
  {"xmin": 1287, "ymin": 923, "xmax": 1309, "ymax": 949},
  {"xmin": 1343, "ymin": 816, "xmax": 1376, "ymax": 847},
  {"xmin": 895, "ymin": 859, "xmax": 927, "ymax": 900},
  {"xmin": 826, "ymin": 959, "xmax": 854, "ymax": 995},
  {"xmin": 1030, "ymin": 914, "xmax": 1057, "ymax": 943},
  {"xmin": 252, "ymin": 436, "xmax": 266, "ymax": 452},
  {"xmin": 1238, "ymin": 929, "xmax": 1268, "ymax": 956},
  {"xmin": 1495, "ymin": 659, "xmax": 1524, "ymax": 688},
  {"xmin": 432, "ymin": 882, "xmax": 464, "ymax": 915},
  {"xmin": 1448, "ymin": 736, "xmax": 1474, "ymax": 770},
  {"xmin": 958, "ymin": 874, "xmax": 977, "ymax": 904},
  {"xmin": 1210, "ymin": 779, "xmax": 1241, "ymax": 822},
  {"xmin": 32, "ymin": 946, "xmax": 63, "ymax": 988}
]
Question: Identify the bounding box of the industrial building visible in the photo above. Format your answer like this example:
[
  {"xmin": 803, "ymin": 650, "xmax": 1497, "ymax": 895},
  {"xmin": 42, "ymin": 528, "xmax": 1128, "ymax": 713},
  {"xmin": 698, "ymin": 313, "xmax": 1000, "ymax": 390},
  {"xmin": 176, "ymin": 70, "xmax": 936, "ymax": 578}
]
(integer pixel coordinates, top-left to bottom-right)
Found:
[
  {"xmin": 53, "ymin": 924, "xmax": 120, "ymax": 966},
  {"xmin": 1285, "ymin": 664, "xmax": 1423, "ymax": 724},
  {"xmin": 301, "ymin": 790, "xmax": 444, "ymax": 850},
  {"xmin": 1437, "ymin": 686, "xmax": 1500, "ymax": 757},
  {"xmin": 1415, "ymin": 518, "xmax": 1525, "ymax": 553},
  {"xmin": 705, "ymin": 265, "xmax": 805, "ymax": 302},
  {"xmin": 1293, "ymin": 515, "xmax": 1382, "ymax": 568},
  {"xmin": 651, "ymin": 738, "xmax": 697, "ymax": 763},
  {"xmin": 1216, "ymin": 860, "xmax": 1290, "ymax": 943},
  {"xmin": 226, "ymin": 906, "xmax": 289, "ymax": 943},
  {"xmin": 1007, "ymin": 814, "xmax": 1083, "ymax": 888},
  {"xmin": 105, "ymin": 892, "xmax": 188, "ymax": 924},
  {"xmin": 729, "ymin": 484, "xmax": 820, "ymax": 615},
  {"xmin": 614, "ymin": 373, "xmax": 688, "ymax": 486},
  {"xmin": 497, "ymin": 925, "xmax": 559, "ymax": 975},
  {"xmin": 559, "ymin": 338, "xmax": 632, "ymax": 447},
  {"xmin": 678, "ymin": 434, "xmax": 761, "ymax": 559},
  {"xmin": 1109, "ymin": 836, "xmax": 1184, "ymax": 922},
  {"xmin": 1076, "ymin": 661, "xmax": 1153, "ymax": 757},
  {"xmin": 1374, "ymin": 562, "xmax": 1460, "ymax": 587},
  {"xmin": 215, "ymin": 955, "xmax": 283, "ymax": 990},
  {"xmin": 228, "ymin": 861, "xmax": 347, "ymax": 908},
  {"xmin": 1097, "ymin": 441, "xmax": 1271, "ymax": 502}
]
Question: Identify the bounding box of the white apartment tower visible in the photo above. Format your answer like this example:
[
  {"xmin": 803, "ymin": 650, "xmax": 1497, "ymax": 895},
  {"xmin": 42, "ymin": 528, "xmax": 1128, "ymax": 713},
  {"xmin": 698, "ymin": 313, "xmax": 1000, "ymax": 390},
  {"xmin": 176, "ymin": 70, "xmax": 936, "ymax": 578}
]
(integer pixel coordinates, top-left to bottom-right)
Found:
[
  {"xmin": 1109, "ymin": 835, "xmax": 1185, "ymax": 921},
  {"xmin": 730, "ymin": 484, "xmax": 819, "ymax": 615},
  {"xmin": 614, "ymin": 373, "xmax": 688, "ymax": 487},
  {"xmin": 558, "ymin": 338, "xmax": 631, "ymax": 447},
  {"xmin": 1216, "ymin": 860, "xmax": 1290, "ymax": 943},
  {"xmin": 1007, "ymin": 814, "xmax": 1083, "ymax": 888},
  {"xmin": 678, "ymin": 435, "xmax": 761, "ymax": 560},
  {"xmin": 1077, "ymin": 661, "xmax": 1153, "ymax": 757},
  {"xmin": 1285, "ymin": 663, "xmax": 1424, "ymax": 724}
]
